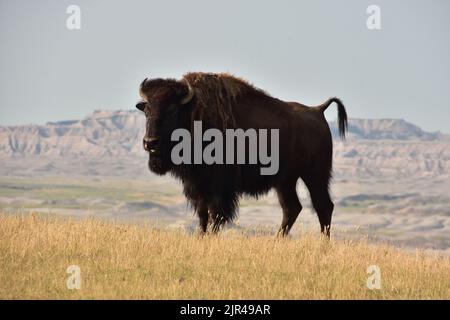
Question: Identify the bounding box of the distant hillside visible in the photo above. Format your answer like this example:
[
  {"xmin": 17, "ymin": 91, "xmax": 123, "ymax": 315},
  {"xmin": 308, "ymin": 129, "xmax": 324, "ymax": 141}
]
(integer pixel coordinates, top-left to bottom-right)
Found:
[
  {"xmin": 0, "ymin": 110, "xmax": 145, "ymax": 157},
  {"xmin": 328, "ymin": 118, "xmax": 444, "ymax": 141},
  {"xmin": 0, "ymin": 110, "xmax": 448, "ymax": 177}
]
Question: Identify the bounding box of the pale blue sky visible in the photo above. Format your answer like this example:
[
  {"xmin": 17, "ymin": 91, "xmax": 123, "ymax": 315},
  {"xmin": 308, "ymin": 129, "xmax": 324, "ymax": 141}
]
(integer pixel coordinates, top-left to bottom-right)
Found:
[{"xmin": 1, "ymin": 0, "xmax": 449, "ymax": 132}]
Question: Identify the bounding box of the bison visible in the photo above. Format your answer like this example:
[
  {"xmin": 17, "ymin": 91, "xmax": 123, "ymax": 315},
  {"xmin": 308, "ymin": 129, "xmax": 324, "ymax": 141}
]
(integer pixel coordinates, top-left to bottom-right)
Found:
[{"xmin": 136, "ymin": 72, "xmax": 347, "ymax": 237}]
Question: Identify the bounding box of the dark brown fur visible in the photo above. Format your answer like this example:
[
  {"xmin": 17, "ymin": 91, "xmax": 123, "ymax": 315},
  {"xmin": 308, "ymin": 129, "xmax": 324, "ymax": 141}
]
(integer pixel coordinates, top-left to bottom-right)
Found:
[{"xmin": 137, "ymin": 72, "xmax": 348, "ymax": 237}]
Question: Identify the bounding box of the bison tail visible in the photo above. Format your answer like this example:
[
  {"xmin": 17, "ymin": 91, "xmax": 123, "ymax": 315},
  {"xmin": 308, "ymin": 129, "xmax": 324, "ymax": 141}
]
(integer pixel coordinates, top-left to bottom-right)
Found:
[{"xmin": 317, "ymin": 97, "xmax": 348, "ymax": 140}]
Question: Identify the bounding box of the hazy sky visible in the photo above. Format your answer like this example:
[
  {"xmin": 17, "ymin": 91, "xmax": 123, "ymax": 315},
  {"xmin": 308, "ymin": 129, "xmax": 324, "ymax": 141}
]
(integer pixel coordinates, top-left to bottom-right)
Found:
[{"xmin": 1, "ymin": 0, "xmax": 449, "ymax": 132}]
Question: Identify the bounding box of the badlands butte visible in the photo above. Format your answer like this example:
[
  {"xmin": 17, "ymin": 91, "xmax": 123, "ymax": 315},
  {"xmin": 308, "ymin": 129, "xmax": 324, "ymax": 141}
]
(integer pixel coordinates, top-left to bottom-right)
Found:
[{"xmin": 0, "ymin": 110, "xmax": 449, "ymax": 252}]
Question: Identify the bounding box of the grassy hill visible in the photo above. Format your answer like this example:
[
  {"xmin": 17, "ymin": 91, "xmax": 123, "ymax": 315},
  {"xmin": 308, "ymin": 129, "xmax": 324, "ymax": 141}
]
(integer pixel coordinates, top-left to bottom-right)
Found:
[{"xmin": 0, "ymin": 213, "xmax": 449, "ymax": 299}]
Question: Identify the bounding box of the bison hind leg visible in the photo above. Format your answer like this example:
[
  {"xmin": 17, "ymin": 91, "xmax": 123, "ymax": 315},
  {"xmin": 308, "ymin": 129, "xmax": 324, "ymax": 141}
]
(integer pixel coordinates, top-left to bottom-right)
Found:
[
  {"xmin": 276, "ymin": 180, "xmax": 302, "ymax": 237},
  {"xmin": 302, "ymin": 173, "xmax": 334, "ymax": 238}
]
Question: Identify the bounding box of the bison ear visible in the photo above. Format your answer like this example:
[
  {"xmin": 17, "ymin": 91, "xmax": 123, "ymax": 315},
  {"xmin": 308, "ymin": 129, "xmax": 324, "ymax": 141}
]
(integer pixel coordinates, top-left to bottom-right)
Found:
[
  {"xmin": 136, "ymin": 101, "xmax": 146, "ymax": 111},
  {"xmin": 179, "ymin": 79, "xmax": 194, "ymax": 105}
]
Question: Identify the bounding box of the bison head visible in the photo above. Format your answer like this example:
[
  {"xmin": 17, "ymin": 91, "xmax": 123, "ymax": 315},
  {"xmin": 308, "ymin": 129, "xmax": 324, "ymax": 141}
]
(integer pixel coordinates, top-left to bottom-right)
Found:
[{"xmin": 136, "ymin": 77, "xmax": 194, "ymax": 175}]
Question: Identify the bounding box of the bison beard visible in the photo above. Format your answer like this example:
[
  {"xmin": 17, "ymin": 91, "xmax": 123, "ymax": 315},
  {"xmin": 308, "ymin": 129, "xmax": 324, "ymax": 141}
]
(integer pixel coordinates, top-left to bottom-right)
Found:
[{"xmin": 137, "ymin": 72, "xmax": 348, "ymax": 237}]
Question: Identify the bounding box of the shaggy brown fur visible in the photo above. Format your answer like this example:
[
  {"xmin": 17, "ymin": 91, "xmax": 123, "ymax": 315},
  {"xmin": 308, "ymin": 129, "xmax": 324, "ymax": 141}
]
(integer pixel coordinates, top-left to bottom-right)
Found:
[
  {"xmin": 137, "ymin": 72, "xmax": 348, "ymax": 237},
  {"xmin": 183, "ymin": 72, "xmax": 268, "ymax": 131}
]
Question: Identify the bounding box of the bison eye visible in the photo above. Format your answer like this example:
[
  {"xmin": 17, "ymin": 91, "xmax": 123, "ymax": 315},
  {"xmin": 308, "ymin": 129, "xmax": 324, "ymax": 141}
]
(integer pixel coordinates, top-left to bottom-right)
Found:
[{"xmin": 136, "ymin": 101, "xmax": 146, "ymax": 111}]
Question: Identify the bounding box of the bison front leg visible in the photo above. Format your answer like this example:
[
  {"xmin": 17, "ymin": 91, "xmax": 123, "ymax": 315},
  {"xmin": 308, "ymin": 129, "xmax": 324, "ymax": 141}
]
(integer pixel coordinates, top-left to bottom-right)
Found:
[
  {"xmin": 209, "ymin": 205, "xmax": 226, "ymax": 234},
  {"xmin": 208, "ymin": 194, "xmax": 238, "ymax": 234},
  {"xmin": 196, "ymin": 200, "xmax": 209, "ymax": 234}
]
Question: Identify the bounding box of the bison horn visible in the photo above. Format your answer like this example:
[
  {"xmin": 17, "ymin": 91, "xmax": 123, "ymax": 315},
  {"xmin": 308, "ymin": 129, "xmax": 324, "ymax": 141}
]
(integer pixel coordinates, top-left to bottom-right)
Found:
[
  {"xmin": 180, "ymin": 79, "xmax": 194, "ymax": 105},
  {"xmin": 140, "ymin": 78, "xmax": 148, "ymax": 88}
]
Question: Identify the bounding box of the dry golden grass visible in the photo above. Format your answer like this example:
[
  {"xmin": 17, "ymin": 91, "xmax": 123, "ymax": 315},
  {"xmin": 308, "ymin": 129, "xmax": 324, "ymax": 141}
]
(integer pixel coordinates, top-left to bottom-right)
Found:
[{"xmin": 0, "ymin": 213, "xmax": 449, "ymax": 299}]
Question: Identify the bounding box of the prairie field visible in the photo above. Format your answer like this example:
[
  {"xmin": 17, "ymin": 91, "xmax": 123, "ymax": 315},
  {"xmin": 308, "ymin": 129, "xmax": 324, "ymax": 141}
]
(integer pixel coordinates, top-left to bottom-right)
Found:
[{"xmin": 0, "ymin": 213, "xmax": 449, "ymax": 299}]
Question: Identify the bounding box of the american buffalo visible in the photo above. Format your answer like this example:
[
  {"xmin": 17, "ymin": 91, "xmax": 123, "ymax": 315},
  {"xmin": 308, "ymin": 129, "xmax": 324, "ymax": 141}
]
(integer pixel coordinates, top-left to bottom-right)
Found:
[{"xmin": 136, "ymin": 72, "xmax": 347, "ymax": 237}]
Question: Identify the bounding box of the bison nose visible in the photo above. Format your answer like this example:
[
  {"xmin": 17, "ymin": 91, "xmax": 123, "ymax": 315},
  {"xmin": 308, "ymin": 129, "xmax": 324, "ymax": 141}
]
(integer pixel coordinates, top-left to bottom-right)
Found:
[{"xmin": 143, "ymin": 137, "xmax": 159, "ymax": 152}]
